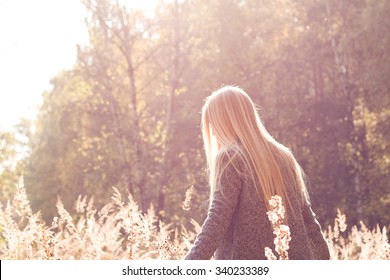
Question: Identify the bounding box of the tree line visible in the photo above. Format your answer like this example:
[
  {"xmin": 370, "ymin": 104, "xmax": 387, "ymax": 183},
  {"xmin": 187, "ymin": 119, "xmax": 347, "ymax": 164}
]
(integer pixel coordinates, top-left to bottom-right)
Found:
[{"xmin": 1, "ymin": 0, "xmax": 389, "ymax": 229}]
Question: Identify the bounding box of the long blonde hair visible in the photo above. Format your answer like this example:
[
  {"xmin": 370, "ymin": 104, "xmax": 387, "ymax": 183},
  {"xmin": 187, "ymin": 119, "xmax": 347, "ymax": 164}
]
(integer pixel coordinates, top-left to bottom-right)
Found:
[{"xmin": 202, "ymin": 86, "xmax": 308, "ymax": 211}]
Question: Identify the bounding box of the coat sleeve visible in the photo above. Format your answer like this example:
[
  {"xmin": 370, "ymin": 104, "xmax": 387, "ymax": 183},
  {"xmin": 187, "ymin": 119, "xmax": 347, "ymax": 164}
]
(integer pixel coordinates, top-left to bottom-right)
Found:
[
  {"xmin": 184, "ymin": 153, "xmax": 243, "ymax": 260},
  {"xmin": 302, "ymin": 200, "xmax": 331, "ymax": 260}
]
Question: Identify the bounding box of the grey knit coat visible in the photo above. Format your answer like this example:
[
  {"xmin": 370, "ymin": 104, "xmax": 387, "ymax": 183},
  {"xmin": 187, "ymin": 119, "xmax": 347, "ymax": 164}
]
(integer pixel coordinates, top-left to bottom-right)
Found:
[{"xmin": 184, "ymin": 152, "xmax": 330, "ymax": 260}]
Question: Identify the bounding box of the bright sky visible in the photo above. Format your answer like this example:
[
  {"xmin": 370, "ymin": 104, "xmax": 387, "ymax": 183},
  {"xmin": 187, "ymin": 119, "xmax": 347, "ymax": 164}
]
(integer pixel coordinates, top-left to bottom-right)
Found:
[
  {"xmin": 0, "ymin": 0, "xmax": 89, "ymax": 130},
  {"xmin": 0, "ymin": 0, "xmax": 157, "ymax": 131}
]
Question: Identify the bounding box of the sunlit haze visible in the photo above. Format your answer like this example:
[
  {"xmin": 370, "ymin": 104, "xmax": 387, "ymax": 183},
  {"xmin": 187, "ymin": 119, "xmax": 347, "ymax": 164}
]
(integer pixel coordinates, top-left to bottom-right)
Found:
[{"xmin": 0, "ymin": 0, "xmax": 157, "ymax": 131}]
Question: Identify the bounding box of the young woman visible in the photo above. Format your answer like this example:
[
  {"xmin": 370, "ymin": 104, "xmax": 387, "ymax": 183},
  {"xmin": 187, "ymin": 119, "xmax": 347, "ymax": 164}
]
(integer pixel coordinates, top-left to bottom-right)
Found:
[{"xmin": 184, "ymin": 86, "xmax": 330, "ymax": 260}]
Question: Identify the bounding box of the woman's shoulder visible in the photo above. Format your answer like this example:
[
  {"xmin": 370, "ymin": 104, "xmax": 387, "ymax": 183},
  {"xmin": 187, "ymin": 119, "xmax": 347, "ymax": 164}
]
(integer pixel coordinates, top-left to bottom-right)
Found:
[
  {"xmin": 216, "ymin": 145, "xmax": 245, "ymax": 164},
  {"xmin": 216, "ymin": 145, "xmax": 251, "ymax": 177}
]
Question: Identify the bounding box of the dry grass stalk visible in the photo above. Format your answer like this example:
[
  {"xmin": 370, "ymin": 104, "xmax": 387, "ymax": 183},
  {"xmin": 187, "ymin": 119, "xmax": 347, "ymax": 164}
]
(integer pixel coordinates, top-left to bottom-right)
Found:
[
  {"xmin": 264, "ymin": 195, "xmax": 291, "ymax": 260},
  {"xmin": 324, "ymin": 209, "xmax": 390, "ymax": 260},
  {"xmin": 0, "ymin": 178, "xmax": 197, "ymax": 260},
  {"xmin": 40, "ymin": 218, "xmax": 56, "ymax": 260},
  {"xmin": 157, "ymin": 236, "xmax": 176, "ymax": 259},
  {"xmin": 1, "ymin": 177, "xmax": 389, "ymax": 260},
  {"xmin": 182, "ymin": 185, "xmax": 194, "ymax": 211}
]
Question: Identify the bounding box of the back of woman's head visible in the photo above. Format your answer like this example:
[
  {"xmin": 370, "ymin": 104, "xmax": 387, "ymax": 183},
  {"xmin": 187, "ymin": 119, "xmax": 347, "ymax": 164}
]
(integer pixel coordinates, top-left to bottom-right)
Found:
[
  {"xmin": 202, "ymin": 86, "xmax": 263, "ymax": 148},
  {"xmin": 202, "ymin": 85, "xmax": 308, "ymax": 211}
]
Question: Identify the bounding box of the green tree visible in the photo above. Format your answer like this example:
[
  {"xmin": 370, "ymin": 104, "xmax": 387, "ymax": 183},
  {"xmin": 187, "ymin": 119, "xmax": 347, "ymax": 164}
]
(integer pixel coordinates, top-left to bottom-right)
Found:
[
  {"xmin": 24, "ymin": 0, "xmax": 389, "ymax": 228},
  {"xmin": 0, "ymin": 121, "xmax": 31, "ymax": 203}
]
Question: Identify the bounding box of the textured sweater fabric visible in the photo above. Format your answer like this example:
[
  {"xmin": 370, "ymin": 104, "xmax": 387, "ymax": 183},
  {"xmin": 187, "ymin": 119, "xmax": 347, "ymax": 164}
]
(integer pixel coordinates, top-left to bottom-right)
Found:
[{"xmin": 184, "ymin": 152, "xmax": 330, "ymax": 260}]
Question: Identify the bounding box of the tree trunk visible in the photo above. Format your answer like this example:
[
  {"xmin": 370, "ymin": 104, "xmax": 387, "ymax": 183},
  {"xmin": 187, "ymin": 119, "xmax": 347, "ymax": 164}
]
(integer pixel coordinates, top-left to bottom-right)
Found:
[
  {"xmin": 325, "ymin": 1, "xmax": 363, "ymax": 222},
  {"xmin": 157, "ymin": 0, "xmax": 181, "ymax": 219}
]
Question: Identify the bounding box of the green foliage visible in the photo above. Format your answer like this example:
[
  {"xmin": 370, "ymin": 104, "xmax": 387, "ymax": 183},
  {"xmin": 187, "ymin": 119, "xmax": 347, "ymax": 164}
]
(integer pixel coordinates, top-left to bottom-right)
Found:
[
  {"xmin": 2, "ymin": 0, "xmax": 386, "ymax": 228},
  {"xmin": 0, "ymin": 121, "xmax": 31, "ymax": 203}
]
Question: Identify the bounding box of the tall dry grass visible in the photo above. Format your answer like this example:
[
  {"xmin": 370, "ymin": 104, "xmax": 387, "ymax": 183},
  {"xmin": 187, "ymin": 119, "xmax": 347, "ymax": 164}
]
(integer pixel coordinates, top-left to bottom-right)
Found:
[
  {"xmin": 265, "ymin": 195, "xmax": 291, "ymax": 260},
  {"xmin": 0, "ymin": 178, "xmax": 197, "ymax": 260},
  {"xmin": 0, "ymin": 178, "xmax": 389, "ymax": 260},
  {"xmin": 324, "ymin": 209, "xmax": 390, "ymax": 260}
]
